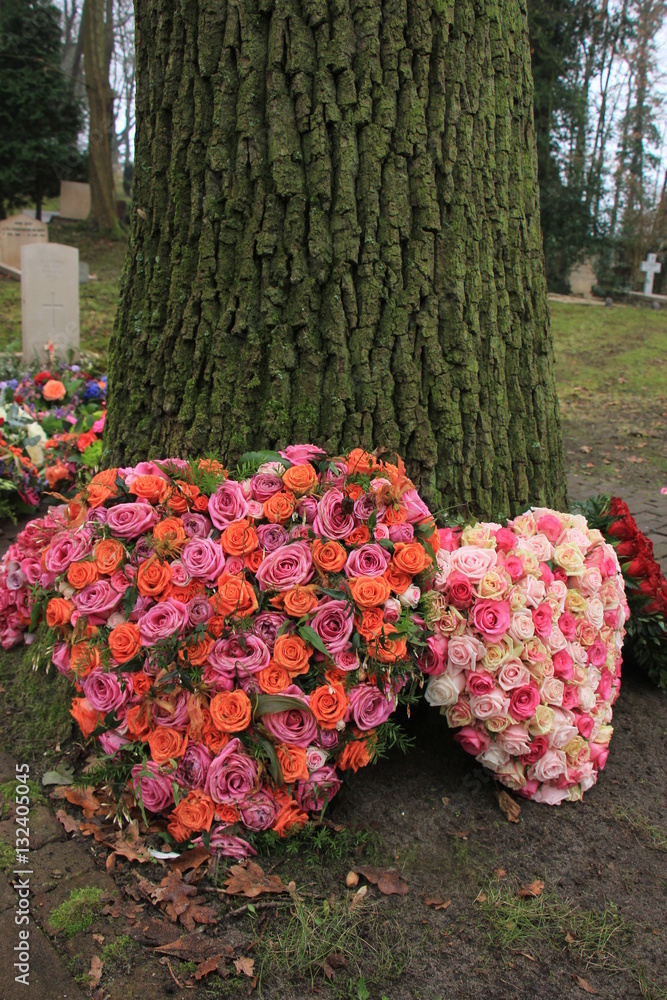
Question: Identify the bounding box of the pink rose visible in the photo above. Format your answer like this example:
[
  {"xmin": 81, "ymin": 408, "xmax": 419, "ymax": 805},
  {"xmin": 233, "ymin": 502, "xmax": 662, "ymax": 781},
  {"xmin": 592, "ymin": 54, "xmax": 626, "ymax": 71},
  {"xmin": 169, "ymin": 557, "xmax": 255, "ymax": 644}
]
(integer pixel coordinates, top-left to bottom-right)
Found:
[
  {"xmin": 138, "ymin": 598, "xmax": 190, "ymax": 645},
  {"xmin": 71, "ymin": 581, "xmax": 123, "ymax": 620},
  {"xmin": 334, "ymin": 650, "xmax": 360, "ymax": 672},
  {"xmin": 498, "ymin": 724, "xmax": 532, "ymax": 756},
  {"xmin": 279, "ymin": 444, "xmax": 326, "ymax": 464},
  {"xmin": 208, "ymin": 481, "xmax": 250, "ymax": 529},
  {"xmin": 205, "ymin": 738, "xmax": 260, "ymax": 803},
  {"xmin": 252, "ymin": 611, "xmax": 288, "ymax": 652},
  {"xmin": 255, "ymin": 541, "xmax": 314, "ymax": 591},
  {"xmin": 447, "ymin": 635, "xmax": 485, "ymax": 673},
  {"xmin": 106, "ymin": 503, "xmax": 159, "ymax": 539},
  {"xmin": 181, "ymin": 537, "xmax": 226, "ymax": 582},
  {"xmin": 296, "ymin": 766, "xmax": 342, "ymax": 812},
  {"xmin": 466, "ymin": 671, "xmax": 496, "ymax": 697},
  {"xmin": 472, "ymin": 599, "xmax": 511, "ymax": 641},
  {"xmin": 250, "ymin": 473, "xmax": 283, "ymax": 502},
  {"xmin": 208, "ymin": 634, "xmax": 270, "ymax": 679},
  {"xmin": 345, "ymin": 543, "xmax": 390, "ymax": 578},
  {"xmin": 557, "ymin": 611, "xmax": 577, "ymax": 640},
  {"xmin": 418, "ymin": 635, "xmax": 448, "ymax": 676},
  {"xmin": 383, "ymin": 597, "xmax": 402, "ymax": 623},
  {"xmin": 131, "ymin": 762, "xmax": 174, "ymax": 813},
  {"xmin": 448, "ymin": 546, "xmax": 497, "ymax": 582},
  {"xmin": 83, "ymin": 670, "xmax": 128, "ymax": 713},
  {"xmin": 588, "ymin": 742, "xmax": 610, "ymax": 769},
  {"xmin": 313, "ymin": 489, "xmax": 356, "ymax": 540},
  {"xmin": 529, "ymin": 748, "xmax": 567, "ymax": 782},
  {"xmin": 239, "ymin": 790, "xmax": 280, "ymax": 831},
  {"xmin": 44, "ymin": 529, "xmax": 93, "ymax": 573},
  {"xmin": 574, "ymin": 712, "xmax": 595, "ymax": 738},
  {"xmin": 469, "ymin": 689, "xmax": 510, "ymax": 720},
  {"xmin": 182, "ymin": 512, "xmax": 212, "ymax": 538},
  {"xmin": 453, "ymin": 725, "xmax": 490, "ymax": 756},
  {"xmin": 310, "ymin": 599, "xmax": 354, "ymax": 654},
  {"xmin": 401, "ymin": 489, "xmax": 432, "ymax": 524},
  {"xmin": 446, "ymin": 571, "xmax": 474, "ymax": 609},
  {"xmin": 587, "ymin": 641, "xmax": 607, "ymax": 667},
  {"xmin": 536, "ymin": 514, "xmax": 563, "ymax": 543},
  {"xmin": 497, "ymin": 659, "xmax": 531, "ymax": 691},
  {"xmin": 263, "ymin": 701, "xmax": 318, "ymax": 747},
  {"xmin": 174, "ymin": 743, "xmax": 213, "ymax": 790},
  {"xmin": 348, "ymin": 684, "xmax": 396, "ymax": 730},
  {"xmin": 531, "ymin": 602, "xmax": 553, "ymax": 638},
  {"xmin": 438, "ymin": 527, "xmax": 461, "ymax": 551},
  {"xmin": 505, "ymin": 555, "xmax": 524, "ymax": 581},
  {"xmin": 509, "ymin": 684, "xmax": 541, "ymax": 720},
  {"xmin": 552, "ymin": 649, "xmax": 574, "ymax": 680},
  {"xmin": 494, "ymin": 527, "xmax": 518, "ymax": 552},
  {"xmin": 198, "ymin": 827, "xmax": 257, "ymax": 860}
]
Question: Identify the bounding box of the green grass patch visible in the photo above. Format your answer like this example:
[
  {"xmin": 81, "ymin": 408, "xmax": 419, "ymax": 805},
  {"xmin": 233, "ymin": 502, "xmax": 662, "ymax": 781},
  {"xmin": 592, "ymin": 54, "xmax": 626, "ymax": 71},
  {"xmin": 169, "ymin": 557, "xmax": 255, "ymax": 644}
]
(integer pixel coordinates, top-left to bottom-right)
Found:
[
  {"xmin": 50, "ymin": 886, "xmax": 103, "ymax": 938},
  {"xmin": 0, "ymin": 838, "xmax": 14, "ymax": 874},
  {"xmin": 100, "ymin": 934, "xmax": 136, "ymax": 975},
  {"xmin": 613, "ymin": 806, "xmax": 667, "ymax": 853},
  {"xmin": 253, "ymin": 824, "xmax": 383, "ymax": 867},
  {"xmin": 0, "ymin": 647, "xmax": 73, "ymax": 757}
]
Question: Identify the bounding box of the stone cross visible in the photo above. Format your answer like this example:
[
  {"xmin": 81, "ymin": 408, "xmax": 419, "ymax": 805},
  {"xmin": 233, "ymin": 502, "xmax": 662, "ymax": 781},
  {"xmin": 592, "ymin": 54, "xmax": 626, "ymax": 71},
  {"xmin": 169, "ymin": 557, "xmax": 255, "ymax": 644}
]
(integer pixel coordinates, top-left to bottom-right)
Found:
[
  {"xmin": 21, "ymin": 243, "xmax": 80, "ymax": 363},
  {"xmin": 640, "ymin": 253, "xmax": 662, "ymax": 296}
]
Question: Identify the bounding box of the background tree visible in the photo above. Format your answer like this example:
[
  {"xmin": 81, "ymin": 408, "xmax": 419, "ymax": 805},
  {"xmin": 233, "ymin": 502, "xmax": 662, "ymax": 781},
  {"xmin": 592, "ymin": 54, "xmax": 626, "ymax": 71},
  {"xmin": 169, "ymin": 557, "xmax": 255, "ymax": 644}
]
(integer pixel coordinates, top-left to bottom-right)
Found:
[
  {"xmin": 0, "ymin": 0, "xmax": 82, "ymax": 219},
  {"xmin": 81, "ymin": 0, "xmax": 119, "ymax": 232},
  {"xmin": 106, "ymin": 0, "xmax": 568, "ymax": 519}
]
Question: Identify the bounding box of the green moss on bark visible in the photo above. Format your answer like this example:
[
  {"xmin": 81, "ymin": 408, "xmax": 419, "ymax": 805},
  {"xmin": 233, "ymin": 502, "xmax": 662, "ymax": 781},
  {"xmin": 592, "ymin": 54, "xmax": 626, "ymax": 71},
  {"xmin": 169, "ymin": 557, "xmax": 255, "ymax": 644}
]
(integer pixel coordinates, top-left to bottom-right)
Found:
[{"xmin": 107, "ymin": 0, "xmax": 567, "ymax": 519}]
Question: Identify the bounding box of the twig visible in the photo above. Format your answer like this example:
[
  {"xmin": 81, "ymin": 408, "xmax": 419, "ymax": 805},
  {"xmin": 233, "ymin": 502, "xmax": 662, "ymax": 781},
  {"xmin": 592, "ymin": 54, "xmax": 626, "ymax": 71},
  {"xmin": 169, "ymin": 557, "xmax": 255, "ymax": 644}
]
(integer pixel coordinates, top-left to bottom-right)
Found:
[
  {"xmin": 161, "ymin": 957, "xmax": 193, "ymax": 989},
  {"xmin": 227, "ymin": 899, "xmax": 287, "ymax": 918}
]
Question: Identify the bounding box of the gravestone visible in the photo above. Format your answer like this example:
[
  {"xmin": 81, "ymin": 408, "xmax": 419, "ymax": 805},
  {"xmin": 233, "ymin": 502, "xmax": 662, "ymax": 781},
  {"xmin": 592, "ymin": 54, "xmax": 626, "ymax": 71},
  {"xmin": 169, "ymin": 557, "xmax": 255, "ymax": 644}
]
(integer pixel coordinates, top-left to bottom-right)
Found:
[
  {"xmin": 79, "ymin": 261, "xmax": 90, "ymax": 284},
  {"xmin": 640, "ymin": 253, "xmax": 662, "ymax": 296},
  {"xmin": 59, "ymin": 180, "xmax": 91, "ymax": 220},
  {"xmin": 0, "ymin": 215, "xmax": 48, "ymax": 270},
  {"xmin": 21, "ymin": 244, "xmax": 79, "ymax": 364},
  {"xmin": 568, "ymin": 257, "xmax": 597, "ymax": 298}
]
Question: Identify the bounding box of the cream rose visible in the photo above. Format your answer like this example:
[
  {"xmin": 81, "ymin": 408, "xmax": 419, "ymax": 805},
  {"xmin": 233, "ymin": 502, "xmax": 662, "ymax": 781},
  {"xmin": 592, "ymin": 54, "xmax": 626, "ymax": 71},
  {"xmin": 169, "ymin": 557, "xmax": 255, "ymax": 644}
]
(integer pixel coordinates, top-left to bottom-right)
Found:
[
  {"xmin": 498, "ymin": 724, "xmax": 532, "ymax": 756},
  {"xmin": 508, "ymin": 610, "xmax": 535, "ymax": 642},
  {"xmin": 528, "ymin": 748, "xmax": 567, "ymax": 782},
  {"xmin": 519, "ymin": 533, "xmax": 554, "ymax": 563},
  {"xmin": 497, "ymin": 658, "xmax": 532, "ymax": 691},
  {"xmin": 447, "ymin": 635, "xmax": 486, "ymax": 673},
  {"xmin": 476, "ymin": 744, "xmax": 510, "ymax": 771},
  {"xmin": 425, "ymin": 672, "xmax": 466, "ymax": 707},
  {"xmin": 554, "ymin": 543, "xmax": 586, "ymax": 575},
  {"xmin": 584, "ymin": 597, "xmax": 604, "ymax": 629},
  {"xmin": 461, "ymin": 524, "xmax": 496, "ymax": 549},
  {"xmin": 540, "ymin": 676, "xmax": 564, "ymax": 707}
]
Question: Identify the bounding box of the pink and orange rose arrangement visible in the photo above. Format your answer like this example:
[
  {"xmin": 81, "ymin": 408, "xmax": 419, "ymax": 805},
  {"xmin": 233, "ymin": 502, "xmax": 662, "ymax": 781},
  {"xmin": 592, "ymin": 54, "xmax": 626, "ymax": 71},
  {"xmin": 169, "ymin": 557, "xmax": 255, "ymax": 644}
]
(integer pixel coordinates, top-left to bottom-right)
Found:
[{"xmin": 0, "ymin": 447, "xmax": 629, "ymax": 852}]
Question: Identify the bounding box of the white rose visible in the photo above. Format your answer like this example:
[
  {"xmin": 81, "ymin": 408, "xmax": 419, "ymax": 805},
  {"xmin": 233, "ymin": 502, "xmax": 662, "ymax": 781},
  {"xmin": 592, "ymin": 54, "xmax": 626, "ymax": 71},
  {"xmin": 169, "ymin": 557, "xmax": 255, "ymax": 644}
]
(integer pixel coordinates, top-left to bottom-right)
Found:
[
  {"xmin": 508, "ymin": 609, "xmax": 535, "ymax": 642},
  {"xmin": 546, "ymin": 625, "xmax": 568, "ymax": 653},
  {"xmin": 568, "ymin": 641, "xmax": 588, "ymax": 667},
  {"xmin": 584, "ymin": 597, "xmax": 604, "ymax": 629},
  {"xmin": 306, "ymin": 747, "xmax": 329, "ymax": 771},
  {"xmin": 425, "ymin": 672, "xmax": 465, "ymax": 707},
  {"xmin": 579, "ymin": 568, "xmax": 602, "ymax": 598},
  {"xmin": 529, "ymin": 748, "xmax": 567, "ymax": 782},
  {"xmin": 585, "ymin": 665, "xmax": 602, "ymax": 691},
  {"xmin": 578, "ymin": 684, "xmax": 597, "ymax": 712},
  {"xmin": 399, "ymin": 584, "xmax": 421, "ymax": 608},
  {"xmin": 476, "ymin": 744, "xmax": 510, "ymax": 771}
]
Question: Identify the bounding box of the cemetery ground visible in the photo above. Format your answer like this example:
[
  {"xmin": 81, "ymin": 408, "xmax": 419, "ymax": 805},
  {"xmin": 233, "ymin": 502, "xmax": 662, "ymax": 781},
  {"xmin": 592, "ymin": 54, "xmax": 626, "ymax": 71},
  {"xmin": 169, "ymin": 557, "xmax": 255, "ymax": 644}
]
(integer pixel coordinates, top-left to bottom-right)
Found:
[{"xmin": 0, "ymin": 224, "xmax": 665, "ymax": 1000}]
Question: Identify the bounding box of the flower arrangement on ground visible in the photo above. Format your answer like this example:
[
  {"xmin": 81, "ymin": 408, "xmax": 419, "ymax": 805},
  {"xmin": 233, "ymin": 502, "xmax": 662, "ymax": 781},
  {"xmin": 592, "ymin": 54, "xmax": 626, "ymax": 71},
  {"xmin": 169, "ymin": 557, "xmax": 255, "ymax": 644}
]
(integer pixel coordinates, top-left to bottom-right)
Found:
[
  {"xmin": 577, "ymin": 495, "xmax": 667, "ymax": 691},
  {"xmin": 0, "ymin": 358, "xmax": 106, "ymax": 505},
  {"xmin": 424, "ymin": 509, "xmax": 627, "ymax": 804},
  {"xmin": 0, "ymin": 447, "xmax": 439, "ymax": 855}
]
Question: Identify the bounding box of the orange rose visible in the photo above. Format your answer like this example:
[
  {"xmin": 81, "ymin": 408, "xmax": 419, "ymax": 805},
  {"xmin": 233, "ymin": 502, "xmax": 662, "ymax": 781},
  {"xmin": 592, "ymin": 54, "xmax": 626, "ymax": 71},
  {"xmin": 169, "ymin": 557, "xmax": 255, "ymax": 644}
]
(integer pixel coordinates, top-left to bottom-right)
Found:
[
  {"xmin": 67, "ymin": 561, "xmax": 99, "ymax": 589},
  {"xmin": 221, "ymin": 519, "xmax": 259, "ymax": 556},
  {"xmin": 214, "ymin": 573, "xmax": 258, "ymax": 619},
  {"xmin": 244, "ymin": 549, "xmax": 264, "ymax": 573},
  {"xmin": 282, "ymin": 463, "xmax": 318, "ymax": 496},
  {"xmin": 272, "ymin": 796, "xmax": 309, "ymax": 836},
  {"xmin": 349, "ymin": 576, "xmax": 391, "ymax": 608},
  {"xmin": 94, "ymin": 538, "xmax": 124, "ymax": 575},
  {"xmin": 209, "ymin": 690, "xmax": 252, "ymax": 732},
  {"xmin": 109, "ymin": 622, "xmax": 142, "ymax": 663},
  {"xmin": 169, "ymin": 789, "xmax": 215, "ymax": 835},
  {"xmin": 344, "ymin": 483, "xmax": 363, "ymax": 501},
  {"xmin": 167, "ymin": 480, "xmax": 201, "ymax": 514},
  {"xmin": 382, "ymin": 504, "xmax": 407, "ymax": 526},
  {"xmin": 137, "ymin": 557, "xmax": 172, "ymax": 598},
  {"xmin": 167, "ymin": 818, "xmax": 190, "ymax": 842},
  {"xmin": 178, "ymin": 632, "xmax": 213, "ymax": 667},
  {"xmin": 383, "ymin": 564, "xmax": 413, "ymax": 594},
  {"xmin": 346, "ymin": 525, "xmax": 371, "ymax": 546},
  {"xmin": 153, "ymin": 517, "xmax": 187, "ymax": 545},
  {"xmin": 263, "ymin": 491, "xmax": 296, "ymax": 524},
  {"xmin": 283, "ymin": 586, "xmax": 319, "ymax": 617},
  {"xmin": 273, "ymin": 634, "xmax": 312, "ymax": 676},
  {"xmin": 167, "ymin": 579, "xmax": 207, "ymax": 604},
  {"xmin": 356, "ymin": 608, "xmax": 385, "ymax": 640},
  {"xmin": 46, "ymin": 597, "xmax": 73, "ymax": 628},
  {"xmin": 309, "ymin": 682, "xmax": 349, "ymax": 729},
  {"xmin": 70, "ymin": 644, "xmax": 101, "ymax": 677},
  {"xmin": 201, "ymin": 709, "xmax": 230, "ymax": 753},
  {"xmin": 148, "ymin": 727, "xmax": 188, "ymax": 765},
  {"xmin": 70, "ymin": 697, "xmax": 100, "ymax": 738},
  {"xmin": 257, "ymin": 663, "xmax": 291, "ymax": 694},
  {"xmin": 45, "ymin": 462, "xmax": 70, "ymax": 489},
  {"xmin": 275, "ymin": 745, "xmax": 309, "ymax": 783},
  {"xmin": 198, "ymin": 458, "xmax": 225, "ymax": 474},
  {"xmin": 207, "ymin": 615, "xmax": 227, "ymax": 639},
  {"xmin": 392, "ymin": 542, "xmax": 431, "ymax": 575},
  {"xmin": 312, "ymin": 539, "xmax": 347, "ymax": 574},
  {"xmin": 367, "ymin": 633, "xmax": 408, "ymax": 663},
  {"xmin": 215, "ymin": 804, "xmax": 239, "ymax": 824},
  {"xmin": 128, "ymin": 474, "xmax": 169, "ymax": 503},
  {"xmin": 345, "ymin": 448, "xmax": 378, "ymax": 474},
  {"xmin": 125, "ymin": 703, "xmax": 152, "ymax": 740},
  {"xmin": 91, "ymin": 468, "xmax": 118, "ymax": 489},
  {"xmin": 338, "ymin": 735, "xmax": 373, "ymax": 772},
  {"xmin": 193, "ymin": 495, "xmax": 210, "ymax": 512},
  {"xmin": 42, "ymin": 379, "xmax": 66, "ymax": 401},
  {"xmin": 131, "ymin": 672, "xmax": 153, "ymax": 698}
]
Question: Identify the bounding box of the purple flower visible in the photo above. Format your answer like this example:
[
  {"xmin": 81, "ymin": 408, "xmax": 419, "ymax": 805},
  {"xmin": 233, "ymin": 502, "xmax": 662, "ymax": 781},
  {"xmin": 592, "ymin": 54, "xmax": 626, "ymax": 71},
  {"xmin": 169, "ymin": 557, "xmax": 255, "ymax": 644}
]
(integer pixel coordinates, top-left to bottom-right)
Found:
[
  {"xmin": 256, "ymin": 523, "xmax": 289, "ymax": 552},
  {"xmin": 295, "ymin": 766, "xmax": 342, "ymax": 812},
  {"xmin": 348, "ymin": 684, "xmax": 396, "ymax": 730},
  {"xmin": 131, "ymin": 762, "xmax": 174, "ymax": 813},
  {"xmin": 262, "ymin": 703, "xmax": 318, "ymax": 748},
  {"xmin": 310, "ymin": 599, "xmax": 354, "ymax": 655},
  {"xmin": 345, "ymin": 543, "xmax": 390, "ymax": 578},
  {"xmin": 138, "ymin": 598, "xmax": 190, "ymax": 645},
  {"xmin": 83, "ymin": 670, "xmax": 128, "ymax": 713},
  {"xmin": 250, "ymin": 473, "xmax": 283, "ymax": 503},
  {"xmin": 239, "ymin": 790, "xmax": 280, "ymax": 831},
  {"xmin": 175, "ymin": 743, "xmax": 213, "ymax": 790},
  {"xmin": 205, "ymin": 738, "xmax": 260, "ymax": 804},
  {"xmin": 196, "ymin": 825, "xmax": 257, "ymax": 859},
  {"xmin": 181, "ymin": 537, "xmax": 226, "ymax": 582},
  {"xmin": 181, "ymin": 512, "xmax": 212, "ymax": 538}
]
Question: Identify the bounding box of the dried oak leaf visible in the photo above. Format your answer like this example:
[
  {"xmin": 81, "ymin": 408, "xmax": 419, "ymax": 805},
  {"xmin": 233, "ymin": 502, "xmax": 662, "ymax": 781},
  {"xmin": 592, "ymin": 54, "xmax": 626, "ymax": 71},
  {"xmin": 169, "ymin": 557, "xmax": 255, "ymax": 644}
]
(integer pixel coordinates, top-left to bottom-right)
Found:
[
  {"xmin": 79, "ymin": 821, "xmax": 111, "ymax": 842},
  {"xmin": 62, "ymin": 785, "xmax": 103, "ymax": 818},
  {"xmin": 105, "ymin": 820, "xmax": 152, "ymax": 863},
  {"xmin": 574, "ymin": 974, "xmax": 598, "ymax": 994},
  {"xmin": 353, "ymin": 866, "xmax": 409, "ymax": 896},
  {"xmin": 234, "ymin": 956, "xmax": 255, "ymax": 978},
  {"xmin": 168, "ymin": 846, "xmax": 211, "ymax": 875},
  {"xmin": 424, "ymin": 896, "xmax": 451, "ymax": 911},
  {"xmin": 224, "ymin": 861, "xmax": 291, "ymax": 898},
  {"xmin": 517, "ymin": 879, "xmax": 545, "ymax": 898},
  {"xmin": 55, "ymin": 809, "xmax": 80, "ymax": 834},
  {"xmin": 88, "ymin": 955, "xmax": 103, "ymax": 985},
  {"xmin": 101, "ymin": 898, "xmax": 145, "ymax": 922},
  {"xmin": 155, "ymin": 934, "xmax": 233, "ymax": 962},
  {"xmin": 151, "ymin": 871, "xmax": 218, "ymax": 931},
  {"xmin": 498, "ymin": 791, "xmax": 521, "ymax": 824},
  {"xmin": 195, "ymin": 955, "xmax": 230, "ymax": 980}
]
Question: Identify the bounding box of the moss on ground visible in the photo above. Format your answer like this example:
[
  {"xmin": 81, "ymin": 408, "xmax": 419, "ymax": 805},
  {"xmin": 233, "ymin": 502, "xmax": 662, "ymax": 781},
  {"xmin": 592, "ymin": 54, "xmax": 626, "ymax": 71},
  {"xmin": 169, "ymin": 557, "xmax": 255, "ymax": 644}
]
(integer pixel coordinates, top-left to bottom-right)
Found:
[{"xmin": 50, "ymin": 886, "xmax": 103, "ymax": 938}]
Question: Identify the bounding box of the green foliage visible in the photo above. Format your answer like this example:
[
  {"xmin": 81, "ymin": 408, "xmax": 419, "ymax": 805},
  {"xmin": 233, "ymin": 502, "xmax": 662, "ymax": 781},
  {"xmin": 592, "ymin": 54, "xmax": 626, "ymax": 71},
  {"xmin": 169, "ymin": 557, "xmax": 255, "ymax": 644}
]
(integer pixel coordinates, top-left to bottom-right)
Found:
[
  {"xmin": 50, "ymin": 886, "xmax": 103, "ymax": 938},
  {"xmin": 0, "ymin": 0, "xmax": 84, "ymax": 215}
]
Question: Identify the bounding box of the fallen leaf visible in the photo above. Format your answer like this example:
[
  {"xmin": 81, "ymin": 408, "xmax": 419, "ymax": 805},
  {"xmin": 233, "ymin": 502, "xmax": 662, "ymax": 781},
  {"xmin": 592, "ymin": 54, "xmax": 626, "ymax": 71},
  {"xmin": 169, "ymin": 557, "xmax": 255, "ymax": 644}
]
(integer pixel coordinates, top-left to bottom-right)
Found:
[
  {"xmin": 424, "ymin": 896, "xmax": 451, "ymax": 911},
  {"xmin": 168, "ymin": 847, "xmax": 210, "ymax": 875},
  {"xmin": 195, "ymin": 955, "xmax": 230, "ymax": 980},
  {"xmin": 155, "ymin": 934, "xmax": 233, "ymax": 962},
  {"xmin": 79, "ymin": 821, "xmax": 110, "ymax": 842},
  {"xmin": 55, "ymin": 809, "xmax": 80, "ymax": 834},
  {"xmin": 498, "ymin": 791, "xmax": 521, "ymax": 824},
  {"xmin": 493, "ymin": 868, "xmax": 507, "ymax": 878},
  {"xmin": 42, "ymin": 765, "xmax": 75, "ymax": 786},
  {"xmin": 233, "ymin": 956, "xmax": 255, "ymax": 978},
  {"xmin": 224, "ymin": 861, "xmax": 291, "ymax": 898},
  {"xmin": 101, "ymin": 898, "xmax": 145, "ymax": 922},
  {"xmin": 580, "ymin": 445, "xmax": 592, "ymax": 454},
  {"xmin": 106, "ymin": 854, "xmax": 116, "ymax": 872},
  {"xmin": 618, "ymin": 377, "xmax": 628, "ymax": 383},
  {"xmin": 353, "ymin": 866, "xmax": 409, "ymax": 896},
  {"xmin": 105, "ymin": 820, "xmax": 152, "ymax": 863},
  {"xmin": 517, "ymin": 879, "xmax": 545, "ymax": 898},
  {"xmin": 475, "ymin": 891, "xmax": 487, "ymax": 903},
  {"xmin": 449, "ymin": 830, "xmax": 470, "ymax": 840},
  {"xmin": 574, "ymin": 974, "xmax": 598, "ymax": 994},
  {"xmin": 88, "ymin": 955, "xmax": 103, "ymax": 985},
  {"xmin": 441, "ymin": 796, "xmax": 450, "ymax": 807},
  {"xmin": 92, "ymin": 934, "xmax": 105, "ymax": 945},
  {"xmin": 350, "ymin": 885, "xmax": 367, "ymax": 911},
  {"xmin": 150, "ymin": 871, "xmax": 218, "ymax": 931},
  {"xmin": 565, "ymin": 931, "xmax": 577, "ymax": 944},
  {"xmin": 61, "ymin": 785, "xmax": 102, "ymax": 818},
  {"xmin": 627, "ymin": 455, "xmax": 644, "ymax": 463},
  {"xmin": 128, "ymin": 917, "xmax": 181, "ymax": 947}
]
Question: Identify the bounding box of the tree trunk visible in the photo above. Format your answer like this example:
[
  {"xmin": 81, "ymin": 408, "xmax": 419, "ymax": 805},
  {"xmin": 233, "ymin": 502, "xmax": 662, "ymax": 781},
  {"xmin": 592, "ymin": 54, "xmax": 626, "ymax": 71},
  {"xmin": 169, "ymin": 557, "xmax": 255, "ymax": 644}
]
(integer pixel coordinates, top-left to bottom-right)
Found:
[
  {"xmin": 106, "ymin": 0, "xmax": 567, "ymax": 519},
  {"xmin": 82, "ymin": 0, "xmax": 119, "ymax": 233}
]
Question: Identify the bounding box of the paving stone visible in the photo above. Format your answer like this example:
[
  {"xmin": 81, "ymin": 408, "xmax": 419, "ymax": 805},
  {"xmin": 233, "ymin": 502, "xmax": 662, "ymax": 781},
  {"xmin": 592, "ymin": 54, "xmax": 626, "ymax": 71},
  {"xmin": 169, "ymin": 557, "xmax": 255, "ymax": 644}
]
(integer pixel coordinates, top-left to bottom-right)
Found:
[
  {"xmin": 0, "ymin": 750, "xmax": 19, "ymax": 783},
  {"xmin": 0, "ymin": 871, "xmax": 17, "ymax": 912},
  {"xmin": 25, "ymin": 839, "xmax": 96, "ymax": 896},
  {"xmin": 0, "ymin": 805, "xmax": 66, "ymax": 854},
  {"xmin": 0, "ymin": 903, "xmax": 86, "ymax": 1000}
]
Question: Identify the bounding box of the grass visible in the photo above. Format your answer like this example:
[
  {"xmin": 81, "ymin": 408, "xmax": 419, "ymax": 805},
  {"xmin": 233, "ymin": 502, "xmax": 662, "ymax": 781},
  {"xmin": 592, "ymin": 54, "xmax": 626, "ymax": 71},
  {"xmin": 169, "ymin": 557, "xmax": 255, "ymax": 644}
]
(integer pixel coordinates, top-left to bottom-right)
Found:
[
  {"xmin": 101, "ymin": 934, "xmax": 137, "ymax": 975},
  {"xmin": 613, "ymin": 806, "xmax": 667, "ymax": 852},
  {"xmin": 0, "ymin": 647, "xmax": 73, "ymax": 758},
  {"xmin": 50, "ymin": 886, "xmax": 103, "ymax": 938}
]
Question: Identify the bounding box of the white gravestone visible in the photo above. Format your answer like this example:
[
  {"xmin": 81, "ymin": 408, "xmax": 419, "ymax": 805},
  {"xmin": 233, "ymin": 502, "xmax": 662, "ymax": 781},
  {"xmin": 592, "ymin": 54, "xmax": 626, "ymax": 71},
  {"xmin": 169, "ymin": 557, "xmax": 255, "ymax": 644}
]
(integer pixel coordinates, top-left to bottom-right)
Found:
[
  {"xmin": 0, "ymin": 215, "xmax": 48, "ymax": 270},
  {"xmin": 640, "ymin": 253, "xmax": 662, "ymax": 296},
  {"xmin": 59, "ymin": 181, "xmax": 91, "ymax": 220},
  {"xmin": 21, "ymin": 244, "xmax": 80, "ymax": 364}
]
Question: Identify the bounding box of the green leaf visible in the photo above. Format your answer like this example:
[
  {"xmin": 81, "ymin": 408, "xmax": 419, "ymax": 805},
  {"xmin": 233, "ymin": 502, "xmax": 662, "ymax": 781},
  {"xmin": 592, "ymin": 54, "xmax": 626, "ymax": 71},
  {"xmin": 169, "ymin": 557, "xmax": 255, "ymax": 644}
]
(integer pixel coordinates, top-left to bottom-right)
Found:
[
  {"xmin": 123, "ymin": 585, "xmax": 138, "ymax": 618},
  {"xmin": 298, "ymin": 624, "xmax": 332, "ymax": 659},
  {"xmin": 255, "ymin": 734, "xmax": 284, "ymax": 785},
  {"xmin": 239, "ymin": 450, "xmax": 292, "ymax": 469},
  {"xmin": 251, "ymin": 693, "xmax": 314, "ymax": 718}
]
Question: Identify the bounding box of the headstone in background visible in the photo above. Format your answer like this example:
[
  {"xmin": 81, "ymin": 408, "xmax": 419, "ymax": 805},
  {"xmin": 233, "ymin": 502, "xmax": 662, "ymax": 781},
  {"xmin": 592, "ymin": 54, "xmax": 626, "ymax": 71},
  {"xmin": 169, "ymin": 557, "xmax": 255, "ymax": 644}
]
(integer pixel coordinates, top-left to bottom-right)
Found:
[
  {"xmin": 568, "ymin": 257, "xmax": 597, "ymax": 298},
  {"xmin": 59, "ymin": 181, "xmax": 91, "ymax": 220},
  {"xmin": 640, "ymin": 253, "xmax": 662, "ymax": 296},
  {"xmin": 0, "ymin": 215, "xmax": 48, "ymax": 270},
  {"xmin": 21, "ymin": 243, "xmax": 80, "ymax": 364},
  {"xmin": 79, "ymin": 261, "xmax": 90, "ymax": 284}
]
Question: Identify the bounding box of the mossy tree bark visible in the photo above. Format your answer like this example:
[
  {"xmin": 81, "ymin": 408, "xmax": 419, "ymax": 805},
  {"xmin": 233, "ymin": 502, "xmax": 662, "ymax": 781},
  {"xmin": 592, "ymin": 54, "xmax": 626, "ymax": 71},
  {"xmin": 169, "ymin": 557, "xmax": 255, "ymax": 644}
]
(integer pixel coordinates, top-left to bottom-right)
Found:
[{"xmin": 107, "ymin": 0, "xmax": 567, "ymax": 519}]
